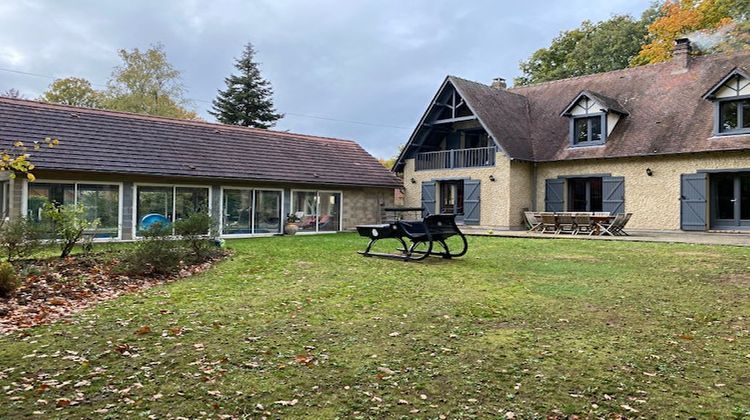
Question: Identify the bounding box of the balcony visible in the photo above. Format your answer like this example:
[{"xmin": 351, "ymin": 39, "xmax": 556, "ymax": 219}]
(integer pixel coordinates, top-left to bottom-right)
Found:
[{"xmin": 414, "ymin": 146, "xmax": 496, "ymax": 171}]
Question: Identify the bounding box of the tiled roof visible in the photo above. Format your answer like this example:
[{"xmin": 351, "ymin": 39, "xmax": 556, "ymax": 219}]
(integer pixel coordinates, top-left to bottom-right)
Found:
[
  {"xmin": 0, "ymin": 98, "xmax": 402, "ymax": 188},
  {"xmin": 399, "ymin": 50, "xmax": 750, "ymax": 165}
]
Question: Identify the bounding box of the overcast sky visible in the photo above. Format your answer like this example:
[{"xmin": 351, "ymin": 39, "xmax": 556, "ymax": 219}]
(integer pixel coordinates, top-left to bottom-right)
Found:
[{"xmin": 0, "ymin": 0, "xmax": 652, "ymax": 158}]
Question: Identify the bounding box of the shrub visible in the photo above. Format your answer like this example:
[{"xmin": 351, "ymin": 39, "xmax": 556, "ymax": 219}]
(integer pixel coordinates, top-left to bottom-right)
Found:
[
  {"xmin": 42, "ymin": 203, "xmax": 99, "ymax": 258},
  {"xmin": 174, "ymin": 212, "xmax": 218, "ymax": 262},
  {"xmin": 0, "ymin": 218, "xmax": 42, "ymax": 261},
  {"xmin": 124, "ymin": 223, "xmax": 184, "ymax": 275},
  {"xmin": 0, "ymin": 261, "xmax": 19, "ymax": 298}
]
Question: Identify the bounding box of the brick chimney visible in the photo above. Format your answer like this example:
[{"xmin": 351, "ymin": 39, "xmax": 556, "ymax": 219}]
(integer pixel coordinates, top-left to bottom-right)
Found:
[
  {"xmin": 672, "ymin": 37, "xmax": 692, "ymax": 73},
  {"xmin": 491, "ymin": 77, "xmax": 507, "ymax": 89}
]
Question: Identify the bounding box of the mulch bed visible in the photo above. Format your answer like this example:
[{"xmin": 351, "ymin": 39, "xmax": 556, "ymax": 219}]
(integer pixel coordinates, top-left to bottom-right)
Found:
[{"xmin": 0, "ymin": 251, "xmax": 228, "ymax": 334}]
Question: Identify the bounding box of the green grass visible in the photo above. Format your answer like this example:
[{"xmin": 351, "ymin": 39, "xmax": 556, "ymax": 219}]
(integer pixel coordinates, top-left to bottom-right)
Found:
[{"xmin": 1, "ymin": 234, "xmax": 749, "ymax": 418}]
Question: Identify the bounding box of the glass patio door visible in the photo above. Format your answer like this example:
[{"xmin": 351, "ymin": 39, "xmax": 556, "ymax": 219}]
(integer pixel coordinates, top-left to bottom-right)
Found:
[
  {"xmin": 292, "ymin": 191, "xmax": 342, "ymax": 232},
  {"xmin": 711, "ymin": 173, "xmax": 750, "ymax": 229}
]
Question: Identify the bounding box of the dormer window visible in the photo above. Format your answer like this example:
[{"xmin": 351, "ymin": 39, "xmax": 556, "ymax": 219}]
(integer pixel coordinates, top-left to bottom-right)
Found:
[
  {"xmin": 574, "ymin": 115, "xmax": 603, "ymax": 144},
  {"xmin": 703, "ymin": 68, "xmax": 750, "ymax": 136},
  {"xmin": 561, "ymin": 90, "xmax": 627, "ymax": 147}
]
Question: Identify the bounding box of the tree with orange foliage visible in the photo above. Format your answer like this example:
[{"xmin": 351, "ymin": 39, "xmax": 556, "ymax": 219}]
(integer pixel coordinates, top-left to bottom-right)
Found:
[{"xmin": 632, "ymin": 0, "xmax": 745, "ymax": 66}]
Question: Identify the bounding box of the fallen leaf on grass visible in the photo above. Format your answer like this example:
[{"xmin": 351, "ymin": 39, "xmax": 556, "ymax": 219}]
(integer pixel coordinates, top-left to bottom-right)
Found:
[
  {"xmin": 56, "ymin": 398, "xmax": 71, "ymax": 408},
  {"xmin": 135, "ymin": 325, "xmax": 151, "ymax": 335},
  {"xmin": 274, "ymin": 399, "xmax": 298, "ymax": 406}
]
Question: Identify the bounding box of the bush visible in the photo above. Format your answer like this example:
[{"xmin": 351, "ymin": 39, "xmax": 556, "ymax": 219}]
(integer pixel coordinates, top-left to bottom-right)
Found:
[
  {"xmin": 0, "ymin": 218, "xmax": 42, "ymax": 261},
  {"xmin": 42, "ymin": 203, "xmax": 99, "ymax": 258},
  {"xmin": 174, "ymin": 212, "xmax": 218, "ymax": 262},
  {"xmin": 124, "ymin": 223, "xmax": 184, "ymax": 275},
  {"xmin": 0, "ymin": 261, "xmax": 19, "ymax": 298}
]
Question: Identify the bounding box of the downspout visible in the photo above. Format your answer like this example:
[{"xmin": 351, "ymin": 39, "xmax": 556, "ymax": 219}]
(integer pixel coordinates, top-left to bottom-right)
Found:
[{"xmin": 531, "ymin": 162, "xmax": 538, "ymax": 211}]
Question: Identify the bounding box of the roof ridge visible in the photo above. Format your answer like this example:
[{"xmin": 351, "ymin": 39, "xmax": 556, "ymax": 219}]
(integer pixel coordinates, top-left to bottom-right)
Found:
[
  {"xmin": 448, "ymin": 75, "xmax": 529, "ymax": 100},
  {"xmin": 508, "ymin": 49, "xmax": 750, "ymax": 91},
  {"xmin": 0, "ymin": 96, "xmax": 357, "ymax": 145}
]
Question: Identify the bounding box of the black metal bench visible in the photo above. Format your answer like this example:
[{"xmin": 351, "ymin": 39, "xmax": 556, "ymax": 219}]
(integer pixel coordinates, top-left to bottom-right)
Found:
[{"xmin": 356, "ymin": 213, "xmax": 468, "ymax": 261}]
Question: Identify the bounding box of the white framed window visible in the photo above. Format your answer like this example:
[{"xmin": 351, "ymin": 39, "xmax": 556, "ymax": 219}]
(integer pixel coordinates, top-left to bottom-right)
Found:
[
  {"xmin": 220, "ymin": 187, "xmax": 283, "ymax": 236},
  {"xmin": 133, "ymin": 184, "xmax": 211, "ymax": 237},
  {"xmin": 290, "ymin": 189, "xmax": 343, "ymax": 233},
  {"xmin": 24, "ymin": 180, "xmax": 123, "ymax": 239}
]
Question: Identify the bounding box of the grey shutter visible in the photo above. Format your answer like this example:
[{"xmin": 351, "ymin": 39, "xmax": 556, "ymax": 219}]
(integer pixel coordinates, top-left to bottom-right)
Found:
[
  {"xmin": 680, "ymin": 173, "xmax": 707, "ymax": 231},
  {"xmin": 544, "ymin": 179, "xmax": 565, "ymax": 212},
  {"xmin": 602, "ymin": 176, "xmax": 625, "ymax": 214},
  {"xmin": 421, "ymin": 181, "xmax": 436, "ymax": 217},
  {"xmin": 463, "ymin": 179, "xmax": 481, "ymax": 225}
]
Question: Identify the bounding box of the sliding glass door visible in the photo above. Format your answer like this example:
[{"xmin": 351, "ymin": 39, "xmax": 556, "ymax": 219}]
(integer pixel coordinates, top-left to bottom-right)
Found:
[
  {"xmin": 221, "ymin": 188, "xmax": 282, "ymax": 235},
  {"xmin": 711, "ymin": 173, "xmax": 750, "ymax": 229},
  {"xmin": 291, "ymin": 190, "xmax": 342, "ymax": 233}
]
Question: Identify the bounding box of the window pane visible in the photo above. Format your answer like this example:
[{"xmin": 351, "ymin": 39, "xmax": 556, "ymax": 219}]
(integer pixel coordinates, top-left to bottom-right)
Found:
[
  {"xmin": 254, "ymin": 190, "xmax": 281, "ymax": 233},
  {"xmin": 590, "ymin": 116, "xmax": 602, "ymax": 142},
  {"xmin": 137, "ymin": 186, "xmax": 173, "ymax": 233},
  {"xmin": 293, "ymin": 191, "xmax": 317, "ymax": 232},
  {"xmin": 715, "ymin": 174, "xmax": 735, "ymax": 220},
  {"xmin": 175, "ymin": 187, "xmax": 209, "ymax": 221},
  {"xmin": 27, "ymin": 183, "xmax": 74, "ymax": 222},
  {"xmin": 77, "ymin": 184, "xmax": 119, "ymax": 238},
  {"xmin": 575, "ymin": 119, "xmax": 588, "ymax": 143},
  {"xmin": 589, "ymin": 178, "xmax": 603, "ymax": 212},
  {"xmin": 742, "ymin": 100, "xmax": 750, "ymax": 129},
  {"xmin": 568, "ymin": 179, "xmax": 587, "ymax": 211},
  {"xmin": 741, "ymin": 175, "xmax": 750, "ymax": 221},
  {"xmin": 223, "ymin": 189, "xmax": 251, "ymax": 235},
  {"xmin": 720, "ymin": 101, "xmax": 739, "ymax": 132},
  {"xmin": 317, "ymin": 192, "xmax": 341, "ymax": 232}
]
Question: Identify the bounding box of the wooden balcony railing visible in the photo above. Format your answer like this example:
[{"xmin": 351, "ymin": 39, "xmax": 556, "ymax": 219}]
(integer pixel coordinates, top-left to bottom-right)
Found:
[{"xmin": 414, "ymin": 146, "xmax": 496, "ymax": 171}]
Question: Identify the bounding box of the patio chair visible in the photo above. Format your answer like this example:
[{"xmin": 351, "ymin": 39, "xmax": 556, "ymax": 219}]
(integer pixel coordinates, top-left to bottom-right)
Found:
[
  {"xmin": 615, "ymin": 213, "xmax": 633, "ymax": 236},
  {"xmin": 524, "ymin": 211, "xmax": 542, "ymax": 232},
  {"xmin": 540, "ymin": 213, "xmax": 558, "ymax": 234},
  {"xmin": 573, "ymin": 214, "xmax": 594, "ymax": 235},
  {"xmin": 599, "ymin": 213, "xmax": 625, "ymax": 236},
  {"xmin": 557, "ymin": 213, "xmax": 577, "ymax": 234}
]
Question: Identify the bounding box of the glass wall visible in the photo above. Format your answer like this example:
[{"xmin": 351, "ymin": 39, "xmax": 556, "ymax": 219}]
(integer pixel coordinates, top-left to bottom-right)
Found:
[
  {"xmin": 254, "ymin": 190, "xmax": 281, "ymax": 233},
  {"xmin": 135, "ymin": 185, "xmax": 210, "ymax": 235},
  {"xmin": 292, "ymin": 190, "xmax": 342, "ymax": 233},
  {"xmin": 222, "ymin": 189, "xmax": 252, "ymax": 235},
  {"xmin": 221, "ymin": 189, "xmax": 282, "ymax": 235},
  {"xmin": 293, "ymin": 191, "xmax": 318, "ymax": 232},
  {"xmin": 78, "ymin": 184, "xmax": 120, "ymax": 238},
  {"xmin": 27, "ymin": 182, "xmax": 120, "ymax": 238}
]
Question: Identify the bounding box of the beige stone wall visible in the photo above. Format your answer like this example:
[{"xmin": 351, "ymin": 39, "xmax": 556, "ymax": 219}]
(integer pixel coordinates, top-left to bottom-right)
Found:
[
  {"xmin": 402, "ymin": 153, "xmax": 515, "ymax": 228},
  {"xmin": 341, "ymin": 187, "xmax": 395, "ymax": 229},
  {"xmin": 534, "ymin": 151, "xmax": 750, "ymax": 230},
  {"xmin": 508, "ymin": 160, "xmax": 534, "ymax": 228}
]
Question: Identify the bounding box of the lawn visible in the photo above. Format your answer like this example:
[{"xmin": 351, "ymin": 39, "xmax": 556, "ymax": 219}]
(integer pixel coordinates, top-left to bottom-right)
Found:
[{"xmin": 1, "ymin": 233, "xmax": 749, "ymax": 418}]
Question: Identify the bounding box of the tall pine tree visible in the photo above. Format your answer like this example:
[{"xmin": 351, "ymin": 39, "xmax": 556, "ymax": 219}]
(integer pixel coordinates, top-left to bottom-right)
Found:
[{"xmin": 210, "ymin": 43, "xmax": 282, "ymax": 128}]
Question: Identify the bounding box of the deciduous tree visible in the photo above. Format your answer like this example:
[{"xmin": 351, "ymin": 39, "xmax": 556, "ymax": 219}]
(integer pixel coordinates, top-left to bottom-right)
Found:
[
  {"xmin": 103, "ymin": 44, "xmax": 197, "ymax": 119},
  {"xmin": 40, "ymin": 77, "xmax": 102, "ymax": 108}
]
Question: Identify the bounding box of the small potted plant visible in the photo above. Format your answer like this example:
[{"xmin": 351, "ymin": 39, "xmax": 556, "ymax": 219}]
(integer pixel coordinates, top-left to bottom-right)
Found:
[{"xmin": 284, "ymin": 213, "xmax": 300, "ymax": 236}]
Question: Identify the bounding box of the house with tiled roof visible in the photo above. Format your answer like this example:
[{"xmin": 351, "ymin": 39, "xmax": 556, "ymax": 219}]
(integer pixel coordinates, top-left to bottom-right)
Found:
[
  {"xmin": 393, "ymin": 39, "xmax": 750, "ymax": 232},
  {"xmin": 0, "ymin": 98, "xmax": 401, "ymax": 240}
]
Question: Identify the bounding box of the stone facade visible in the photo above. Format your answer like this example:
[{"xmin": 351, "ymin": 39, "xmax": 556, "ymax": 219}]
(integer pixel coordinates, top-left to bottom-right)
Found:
[
  {"xmin": 534, "ymin": 151, "xmax": 750, "ymax": 230},
  {"xmin": 402, "ymin": 150, "xmax": 750, "ymax": 231}
]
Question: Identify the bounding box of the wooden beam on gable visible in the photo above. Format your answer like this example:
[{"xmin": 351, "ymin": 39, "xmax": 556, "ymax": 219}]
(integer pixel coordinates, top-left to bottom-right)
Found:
[{"xmin": 429, "ymin": 115, "xmax": 477, "ymax": 125}]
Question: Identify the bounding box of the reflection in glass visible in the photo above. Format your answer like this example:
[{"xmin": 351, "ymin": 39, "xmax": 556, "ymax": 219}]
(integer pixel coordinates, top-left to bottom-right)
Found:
[
  {"xmin": 78, "ymin": 184, "xmax": 120, "ymax": 238},
  {"xmin": 317, "ymin": 192, "xmax": 341, "ymax": 232},
  {"xmin": 293, "ymin": 191, "xmax": 318, "ymax": 232},
  {"xmin": 223, "ymin": 189, "xmax": 251, "ymax": 235},
  {"xmin": 254, "ymin": 190, "xmax": 281, "ymax": 233}
]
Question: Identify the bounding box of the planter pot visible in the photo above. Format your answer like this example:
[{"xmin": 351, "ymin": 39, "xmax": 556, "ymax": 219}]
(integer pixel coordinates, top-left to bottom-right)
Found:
[{"xmin": 284, "ymin": 223, "xmax": 299, "ymax": 236}]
